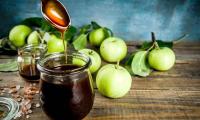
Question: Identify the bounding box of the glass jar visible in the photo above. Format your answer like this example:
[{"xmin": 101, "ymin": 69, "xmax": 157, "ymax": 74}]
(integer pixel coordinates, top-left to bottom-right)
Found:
[
  {"xmin": 0, "ymin": 97, "xmax": 19, "ymax": 120},
  {"xmin": 17, "ymin": 44, "xmax": 47, "ymax": 82},
  {"xmin": 37, "ymin": 52, "xmax": 95, "ymax": 120}
]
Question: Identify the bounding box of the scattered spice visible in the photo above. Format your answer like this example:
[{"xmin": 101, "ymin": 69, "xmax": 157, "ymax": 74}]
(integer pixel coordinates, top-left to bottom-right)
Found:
[
  {"xmin": 0, "ymin": 110, "xmax": 4, "ymax": 118},
  {"xmin": 1, "ymin": 83, "xmax": 40, "ymax": 119},
  {"xmin": 26, "ymin": 115, "xmax": 30, "ymax": 119}
]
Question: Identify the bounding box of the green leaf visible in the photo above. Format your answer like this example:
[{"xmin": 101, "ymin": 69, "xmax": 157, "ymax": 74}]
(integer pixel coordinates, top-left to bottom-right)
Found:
[
  {"xmin": 64, "ymin": 26, "xmax": 77, "ymax": 42},
  {"xmin": 157, "ymin": 40, "xmax": 173, "ymax": 48},
  {"xmin": 140, "ymin": 34, "xmax": 188, "ymax": 50},
  {"xmin": 20, "ymin": 17, "xmax": 58, "ymax": 33},
  {"xmin": 0, "ymin": 59, "xmax": 18, "ymax": 72},
  {"xmin": 125, "ymin": 52, "xmax": 137, "ymax": 74},
  {"xmin": 41, "ymin": 20, "xmax": 57, "ymax": 32},
  {"xmin": 0, "ymin": 37, "xmax": 16, "ymax": 50},
  {"xmin": 72, "ymin": 34, "xmax": 87, "ymax": 50},
  {"xmin": 91, "ymin": 21, "xmax": 101, "ymax": 29},
  {"xmin": 79, "ymin": 24, "xmax": 92, "ymax": 34},
  {"xmin": 20, "ymin": 17, "xmax": 43, "ymax": 27},
  {"xmin": 140, "ymin": 41, "xmax": 152, "ymax": 50},
  {"xmin": 140, "ymin": 40, "xmax": 173, "ymax": 50},
  {"xmin": 131, "ymin": 51, "xmax": 151, "ymax": 77},
  {"xmin": 104, "ymin": 27, "xmax": 114, "ymax": 37},
  {"xmin": 0, "ymin": 37, "xmax": 17, "ymax": 55}
]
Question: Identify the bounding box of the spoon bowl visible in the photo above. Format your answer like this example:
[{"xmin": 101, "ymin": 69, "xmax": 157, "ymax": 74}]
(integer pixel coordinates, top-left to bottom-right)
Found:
[{"xmin": 41, "ymin": 0, "xmax": 71, "ymax": 32}]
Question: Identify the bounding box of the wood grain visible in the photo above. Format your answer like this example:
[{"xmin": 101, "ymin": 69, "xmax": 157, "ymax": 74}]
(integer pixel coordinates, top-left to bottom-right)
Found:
[{"xmin": 0, "ymin": 42, "xmax": 200, "ymax": 120}]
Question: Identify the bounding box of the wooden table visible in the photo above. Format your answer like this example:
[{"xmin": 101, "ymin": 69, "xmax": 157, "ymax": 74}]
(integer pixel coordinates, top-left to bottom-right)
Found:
[{"xmin": 1, "ymin": 42, "xmax": 200, "ymax": 120}]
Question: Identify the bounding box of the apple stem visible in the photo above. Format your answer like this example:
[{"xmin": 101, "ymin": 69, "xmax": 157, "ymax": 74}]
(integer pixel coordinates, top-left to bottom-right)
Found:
[
  {"xmin": 115, "ymin": 60, "xmax": 120, "ymax": 69},
  {"xmin": 147, "ymin": 43, "xmax": 154, "ymax": 51},
  {"xmin": 89, "ymin": 50, "xmax": 93, "ymax": 55},
  {"xmin": 151, "ymin": 32, "xmax": 160, "ymax": 49},
  {"xmin": 154, "ymin": 41, "xmax": 160, "ymax": 49},
  {"xmin": 37, "ymin": 30, "xmax": 44, "ymax": 44}
]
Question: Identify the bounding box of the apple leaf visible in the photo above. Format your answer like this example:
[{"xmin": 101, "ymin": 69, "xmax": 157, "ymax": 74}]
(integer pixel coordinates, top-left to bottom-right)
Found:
[
  {"xmin": 64, "ymin": 26, "xmax": 77, "ymax": 42},
  {"xmin": 140, "ymin": 34, "xmax": 188, "ymax": 50},
  {"xmin": 21, "ymin": 17, "xmax": 77, "ymax": 40},
  {"xmin": 72, "ymin": 34, "xmax": 87, "ymax": 50},
  {"xmin": 21, "ymin": 17, "xmax": 55, "ymax": 32},
  {"xmin": 0, "ymin": 59, "xmax": 18, "ymax": 72},
  {"xmin": 79, "ymin": 24, "xmax": 92, "ymax": 34},
  {"xmin": 0, "ymin": 37, "xmax": 17, "ymax": 55},
  {"xmin": 104, "ymin": 27, "xmax": 114, "ymax": 37},
  {"xmin": 91, "ymin": 21, "xmax": 101, "ymax": 29},
  {"xmin": 125, "ymin": 52, "xmax": 137, "ymax": 74},
  {"xmin": 21, "ymin": 17, "xmax": 43, "ymax": 28},
  {"xmin": 140, "ymin": 40, "xmax": 173, "ymax": 50},
  {"xmin": 90, "ymin": 21, "xmax": 114, "ymax": 37},
  {"xmin": 131, "ymin": 50, "xmax": 151, "ymax": 77}
]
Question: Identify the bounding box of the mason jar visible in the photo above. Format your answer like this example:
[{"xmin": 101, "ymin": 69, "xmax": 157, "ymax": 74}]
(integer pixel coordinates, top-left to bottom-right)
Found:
[
  {"xmin": 37, "ymin": 52, "xmax": 95, "ymax": 120},
  {"xmin": 17, "ymin": 44, "xmax": 47, "ymax": 82}
]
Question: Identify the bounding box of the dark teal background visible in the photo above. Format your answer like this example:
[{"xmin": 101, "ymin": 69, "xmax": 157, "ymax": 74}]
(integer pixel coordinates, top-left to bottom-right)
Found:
[{"xmin": 0, "ymin": 0, "xmax": 200, "ymax": 41}]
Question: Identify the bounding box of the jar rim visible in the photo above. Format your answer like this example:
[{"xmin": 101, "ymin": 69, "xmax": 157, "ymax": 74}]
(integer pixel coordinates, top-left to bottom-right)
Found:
[
  {"xmin": 0, "ymin": 97, "xmax": 19, "ymax": 120},
  {"xmin": 19, "ymin": 43, "xmax": 47, "ymax": 50},
  {"xmin": 37, "ymin": 52, "xmax": 91, "ymax": 75},
  {"xmin": 18, "ymin": 44, "xmax": 47, "ymax": 54}
]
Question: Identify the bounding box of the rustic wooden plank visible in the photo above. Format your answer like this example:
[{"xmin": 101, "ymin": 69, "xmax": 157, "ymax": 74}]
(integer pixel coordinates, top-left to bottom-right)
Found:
[
  {"xmin": 0, "ymin": 42, "xmax": 200, "ymax": 120},
  {"xmin": 14, "ymin": 90, "xmax": 200, "ymax": 120},
  {"xmin": 87, "ymin": 90, "xmax": 200, "ymax": 120},
  {"xmin": 1, "ymin": 60, "xmax": 200, "ymax": 91},
  {"xmin": 1, "ymin": 69, "xmax": 200, "ymax": 91}
]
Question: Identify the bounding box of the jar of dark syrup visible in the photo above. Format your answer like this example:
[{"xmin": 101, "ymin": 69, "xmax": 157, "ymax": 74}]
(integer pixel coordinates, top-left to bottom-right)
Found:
[
  {"xmin": 37, "ymin": 52, "xmax": 95, "ymax": 120},
  {"xmin": 17, "ymin": 44, "xmax": 47, "ymax": 82}
]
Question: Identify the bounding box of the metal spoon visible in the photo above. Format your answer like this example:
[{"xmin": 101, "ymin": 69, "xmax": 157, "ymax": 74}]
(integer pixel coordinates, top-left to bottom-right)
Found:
[{"xmin": 41, "ymin": 0, "xmax": 71, "ymax": 32}]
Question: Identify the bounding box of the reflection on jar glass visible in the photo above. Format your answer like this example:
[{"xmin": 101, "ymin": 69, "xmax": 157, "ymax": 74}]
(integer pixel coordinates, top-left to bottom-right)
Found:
[
  {"xmin": 17, "ymin": 44, "xmax": 47, "ymax": 82},
  {"xmin": 0, "ymin": 97, "xmax": 19, "ymax": 120},
  {"xmin": 37, "ymin": 52, "xmax": 95, "ymax": 120}
]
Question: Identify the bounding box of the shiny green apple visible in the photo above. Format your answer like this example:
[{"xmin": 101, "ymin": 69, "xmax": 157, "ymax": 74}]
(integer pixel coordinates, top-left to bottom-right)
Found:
[
  {"xmin": 9, "ymin": 25, "xmax": 32, "ymax": 47},
  {"xmin": 79, "ymin": 49, "xmax": 101, "ymax": 73},
  {"xmin": 100, "ymin": 37, "xmax": 127, "ymax": 62},
  {"xmin": 47, "ymin": 36, "xmax": 66, "ymax": 53},
  {"xmin": 27, "ymin": 31, "xmax": 40, "ymax": 45},
  {"xmin": 96, "ymin": 64, "xmax": 132, "ymax": 98},
  {"xmin": 148, "ymin": 47, "xmax": 175, "ymax": 71},
  {"xmin": 89, "ymin": 28, "xmax": 109, "ymax": 46}
]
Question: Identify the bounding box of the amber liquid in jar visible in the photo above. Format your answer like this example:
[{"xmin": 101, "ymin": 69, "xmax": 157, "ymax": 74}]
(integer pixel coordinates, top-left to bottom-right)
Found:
[
  {"xmin": 18, "ymin": 44, "xmax": 47, "ymax": 82},
  {"xmin": 40, "ymin": 64, "xmax": 94, "ymax": 120},
  {"xmin": 19, "ymin": 64, "xmax": 40, "ymax": 81}
]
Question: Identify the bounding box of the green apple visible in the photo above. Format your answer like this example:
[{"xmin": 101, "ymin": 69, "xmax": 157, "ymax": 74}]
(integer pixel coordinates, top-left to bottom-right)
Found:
[
  {"xmin": 89, "ymin": 28, "xmax": 109, "ymax": 46},
  {"xmin": 79, "ymin": 49, "xmax": 101, "ymax": 73},
  {"xmin": 27, "ymin": 31, "xmax": 40, "ymax": 45},
  {"xmin": 72, "ymin": 57, "xmax": 86, "ymax": 67},
  {"xmin": 9, "ymin": 25, "xmax": 32, "ymax": 47},
  {"xmin": 47, "ymin": 37, "xmax": 66, "ymax": 53},
  {"xmin": 100, "ymin": 37, "xmax": 127, "ymax": 62},
  {"xmin": 50, "ymin": 34, "xmax": 58, "ymax": 40},
  {"xmin": 96, "ymin": 64, "xmax": 132, "ymax": 98},
  {"xmin": 148, "ymin": 47, "xmax": 175, "ymax": 71}
]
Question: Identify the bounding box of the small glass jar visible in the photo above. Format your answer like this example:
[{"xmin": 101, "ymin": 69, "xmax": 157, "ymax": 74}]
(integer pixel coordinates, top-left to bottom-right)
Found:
[
  {"xmin": 37, "ymin": 52, "xmax": 95, "ymax": 120},
  {"xmin": 0, "ymin": 97, "xmax": 19, "ymax": 120},
  {"xmin": 17, "ymin": 44, "xmax": 47, "ymax": 82}
]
